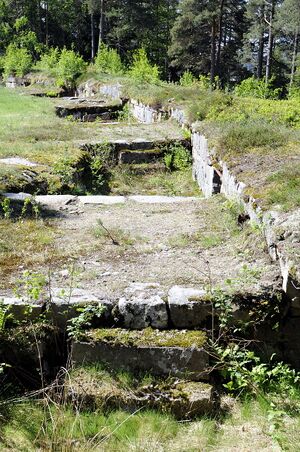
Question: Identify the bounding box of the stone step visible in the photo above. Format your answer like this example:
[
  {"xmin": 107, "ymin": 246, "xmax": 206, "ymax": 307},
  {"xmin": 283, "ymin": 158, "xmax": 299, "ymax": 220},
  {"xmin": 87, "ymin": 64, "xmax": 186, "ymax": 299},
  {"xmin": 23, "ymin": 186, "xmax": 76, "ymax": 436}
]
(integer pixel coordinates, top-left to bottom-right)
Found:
[
  {"xmin": 67, "ymin": 366, "xmax": 216, "ymax": 419},
  {"xmin": 55, "ymin": 98, "xmax": 123, "ymax": 121},
  {"xmin": 1, "ymin": 282, "xmax": 275, "ymax": 330},
  {"xmin": 71, "ymin": 328, "xmax": 209, "ymax": 381},
  {"xmin": 118, "ymin": 148, "xmax": 163, "ymax": 164},
  {"xmin": 3, "ymin": 193, "xmax": 202, "ymax": 207}
]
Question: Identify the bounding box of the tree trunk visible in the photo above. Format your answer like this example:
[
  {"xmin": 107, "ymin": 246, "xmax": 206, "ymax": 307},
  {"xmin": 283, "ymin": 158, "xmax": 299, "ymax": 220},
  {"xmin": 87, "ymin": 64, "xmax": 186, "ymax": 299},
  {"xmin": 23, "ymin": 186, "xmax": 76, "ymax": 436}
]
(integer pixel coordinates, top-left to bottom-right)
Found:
[
  {"xmin": 98, "ymin": 0, "xmax": 104, "ymax": 50},
  {"xmin": 210, "ymin": 18, "xmax": 217, "ymax": 87},
  {"xmin": 216, "ymin": 0, "xmax": 225, "ymax": 74},
  {"xmin": 265, "ymin": 0, "xmax": 275, "ymax": 84},
  {"xmin": 290, "ymin": 30, "xmax": 299, "ymax": 92},
  {"xmin": 45, "ymin": 1, "xmax": 49, "ymax": 47},
  {"xmin": 257, "ymin": 32, "xmax": 264, "ymax": 79},
  {"xmin": 91, "ymin": 12, "xmax": 95, "ymax": 59}
]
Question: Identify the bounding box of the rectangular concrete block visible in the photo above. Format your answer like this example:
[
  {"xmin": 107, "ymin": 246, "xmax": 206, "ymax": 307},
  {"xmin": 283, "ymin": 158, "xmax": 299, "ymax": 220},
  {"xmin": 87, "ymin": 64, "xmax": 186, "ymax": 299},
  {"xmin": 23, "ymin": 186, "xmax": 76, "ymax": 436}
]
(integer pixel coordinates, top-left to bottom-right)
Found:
[{"xmin": 71, "ymin": 341, "xmax": 209, "ymax": 381}]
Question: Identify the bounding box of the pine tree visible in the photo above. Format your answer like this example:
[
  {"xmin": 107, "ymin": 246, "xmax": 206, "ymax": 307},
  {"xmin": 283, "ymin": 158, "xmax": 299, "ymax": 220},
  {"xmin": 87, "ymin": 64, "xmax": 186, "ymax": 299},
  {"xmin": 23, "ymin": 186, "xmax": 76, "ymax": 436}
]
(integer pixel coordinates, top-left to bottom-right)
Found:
[
  {"xmin": 277, "ymin": 0, "xmax": 300, "ymax": 90},
  {"xmin": 169, "ymin": 0, "xmax": 247, "ymax": 85}
]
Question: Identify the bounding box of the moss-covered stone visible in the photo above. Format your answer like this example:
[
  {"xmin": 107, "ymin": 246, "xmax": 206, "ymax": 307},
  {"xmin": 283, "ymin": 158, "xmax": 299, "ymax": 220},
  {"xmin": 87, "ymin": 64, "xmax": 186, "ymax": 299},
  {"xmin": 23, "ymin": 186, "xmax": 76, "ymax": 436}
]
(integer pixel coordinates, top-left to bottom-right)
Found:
[{"xmin": 85, "ymin": 327, "xmax": 207, "ymax": 348}]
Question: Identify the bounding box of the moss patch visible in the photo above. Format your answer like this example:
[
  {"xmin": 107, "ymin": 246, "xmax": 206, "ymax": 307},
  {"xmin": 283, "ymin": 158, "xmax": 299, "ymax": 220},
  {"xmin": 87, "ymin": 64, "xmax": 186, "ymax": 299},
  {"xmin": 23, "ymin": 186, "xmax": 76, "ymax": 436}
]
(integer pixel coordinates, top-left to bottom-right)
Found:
[{"xmin": 85, "ymin": 327, "xmax": 207, "ymax": 348}]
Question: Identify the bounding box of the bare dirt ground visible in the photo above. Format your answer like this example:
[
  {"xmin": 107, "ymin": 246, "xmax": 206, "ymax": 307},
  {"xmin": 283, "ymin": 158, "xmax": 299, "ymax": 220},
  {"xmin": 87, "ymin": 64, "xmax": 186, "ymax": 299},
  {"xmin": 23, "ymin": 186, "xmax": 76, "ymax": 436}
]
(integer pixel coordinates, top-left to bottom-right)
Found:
[{"xmin": 28, "ymin": 195, "xmax": 280, "ymax": 299}]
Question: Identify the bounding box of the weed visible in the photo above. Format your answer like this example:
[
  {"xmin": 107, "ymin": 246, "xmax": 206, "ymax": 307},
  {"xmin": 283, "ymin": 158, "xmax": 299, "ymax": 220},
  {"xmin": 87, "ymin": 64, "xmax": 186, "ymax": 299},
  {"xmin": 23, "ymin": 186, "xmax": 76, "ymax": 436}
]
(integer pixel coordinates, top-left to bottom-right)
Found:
[
  {"xmin": 14, "ymin": 270, "xmax": 47, "ymax": 302},
  {"xmin": 163, "ymin": 143, "xmax": 191, "ymax": 171},
  {"xmin": 0, "ymin": 198, "xmax": 12, "ymax": 219},
  {"xmin": 67, "ymin": 304, "xmax": 106, "ymax": 340},
  {"xmin": 93, "ymin": 220, "xmax": 136, "ymax": 247}
]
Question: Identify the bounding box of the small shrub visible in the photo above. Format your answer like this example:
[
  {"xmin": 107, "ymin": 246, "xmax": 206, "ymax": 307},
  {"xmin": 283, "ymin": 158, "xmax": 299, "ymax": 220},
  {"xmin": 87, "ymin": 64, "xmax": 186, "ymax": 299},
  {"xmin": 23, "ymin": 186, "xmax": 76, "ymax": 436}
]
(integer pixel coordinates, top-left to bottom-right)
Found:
[
  {"xmin": 214, "ymin": 344, "xmax": 300, "ymax": 397},
  {"xmin": 56, "ymin": 48, "xmax": 86, "ymax": 88},
  {"xmin": 234, "ymin": 76, "xmax": 281, "ymax": 100},
  {"xmin": 94, "ymin": 43, "xmax": 124, "ymax": 75},
  {"xmin": 128, "ymin": 48, "xmax": 160, "ymax": 84},
  {"xmin": 67, "ymin": 304, "xmax": 105, "ymax": 340},
  {"xmin": 198, "ymin": 75, "xmax": 211, "ymax": 90},
  {"xmin": 3, "ymin": 44, "xmax": 32, "ymax": 78},
  {"xmin": 164, "ymin": 143, "xmax": 191, "ymax": 171},
  {"xmin": 37, "ymin": 47, "xmax": 60, "ymax": 72},
  {"xmin": 179, "ymin": 70, "xmax": 196, "ymax": 86}
]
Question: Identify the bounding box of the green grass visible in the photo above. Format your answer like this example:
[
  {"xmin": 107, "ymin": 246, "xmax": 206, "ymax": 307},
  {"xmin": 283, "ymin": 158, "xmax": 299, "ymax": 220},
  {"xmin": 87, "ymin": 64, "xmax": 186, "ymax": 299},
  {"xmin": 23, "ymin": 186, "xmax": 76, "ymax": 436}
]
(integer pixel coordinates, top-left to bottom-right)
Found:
[
  {"xmin": 263, "ymin": 165, "xmax": 300, "ymax": 211},
  {"xmin": 0, "ymin": 87, "xmax": 184, "ymax": 194},
  {"xmin": 0, "ymin": 218, "xmax": 60, "ymax": 289},
  {"xmin": 110, "ymin": 165, "xmax": 200, "ymax": 196},
  {"xmin": 1, "ymin": 394, "xmax": 300, "ymax": 451}
]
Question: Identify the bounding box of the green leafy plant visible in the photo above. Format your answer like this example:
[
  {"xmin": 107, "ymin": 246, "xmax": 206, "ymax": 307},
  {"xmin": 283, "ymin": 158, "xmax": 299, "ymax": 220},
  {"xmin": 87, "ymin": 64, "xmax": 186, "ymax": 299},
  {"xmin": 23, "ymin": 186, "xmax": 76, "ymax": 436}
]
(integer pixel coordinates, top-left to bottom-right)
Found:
[
  {"xmin": 56, "ymin": 48, "xmax": 86, "ymax": 88},
  {"xmin": 14, "ymin": 270, "xmax": 47, "ymax": 303},
  {"xmin": 234, "ymin": 76, "xmax": 282, "ymax": 99},
  {"xmin": 214, "ymin": 344, "xmax": 300, "ymax": 397},
  {"xmin": 0, "ymin": 301, "xmax": 12, "ymax": 331},
  {"xmin": 88, "ymin": 142, "xmax": 115, "ymax": 193},
  {"xmin": 94, "ymin": 43, "xmax": 124, "ymax": 75},
  {"xmin": 3, "ymin": 44, "xmax": 32, "ymax": 78},
  {"xmin": 128, "ymin": 48, "xmax": 160, "ymax": 84},
  {"xmin": 67, "ymin": 303, "xmax": 105, "ymax": 340},
  {"xmin": 0, "ymin": 197, "xmax": 12, "ymax": 219},
  {"xmin": 36, "ymin": 47, "xmax": 60, "ymax": 73},
  {"xmin": 179, "ymin": 70, "xmax": 196, "ymax": 86},
  {"xmin": 20, "ymin": 197, "xmax": 40, "ymax": 219},
  {"xmin": 164, "ymin": 143, "xmax": 191, "ymax": 171}
]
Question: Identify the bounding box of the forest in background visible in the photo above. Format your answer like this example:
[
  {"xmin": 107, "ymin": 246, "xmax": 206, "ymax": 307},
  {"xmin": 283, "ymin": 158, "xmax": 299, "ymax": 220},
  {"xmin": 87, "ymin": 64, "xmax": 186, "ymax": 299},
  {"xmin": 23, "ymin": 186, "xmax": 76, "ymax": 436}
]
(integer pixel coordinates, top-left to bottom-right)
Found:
[{"xmin": 0, "ymin": 0, "xmax": 299, "ymax": 96}]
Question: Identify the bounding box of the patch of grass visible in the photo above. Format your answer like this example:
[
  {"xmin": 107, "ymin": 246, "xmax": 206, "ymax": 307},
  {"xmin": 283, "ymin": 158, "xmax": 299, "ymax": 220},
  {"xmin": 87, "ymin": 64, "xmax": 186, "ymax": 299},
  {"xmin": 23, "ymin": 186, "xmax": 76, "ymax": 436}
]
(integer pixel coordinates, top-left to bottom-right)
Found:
[
  {"xmin": 169, "ymin": 196, "xmax": 242, "ymax": 250},
  {"xmin": 110, "ymin": 165, "xmax": 200, "ymax": 196},
  {"xmin": 0, "ymin": 87, "xmax": 184, "ymax": 193},
  {"xmin": 169, "ymin": 231, "xmax": 223, "ymax": 250},
  {"xmin": 2, "ymin": 393, "xmax": 300, "ymax": 450},
  {"xmin": 263, "ymin": 165, "xmax": 300, "ymax": 211},
  {"xmin": 0, "ymin": 218, "xmax": 60, "ymax": 289},
  {"xmin": 219, "ymin": 121, "xmax": 289, "ymax": 153}
]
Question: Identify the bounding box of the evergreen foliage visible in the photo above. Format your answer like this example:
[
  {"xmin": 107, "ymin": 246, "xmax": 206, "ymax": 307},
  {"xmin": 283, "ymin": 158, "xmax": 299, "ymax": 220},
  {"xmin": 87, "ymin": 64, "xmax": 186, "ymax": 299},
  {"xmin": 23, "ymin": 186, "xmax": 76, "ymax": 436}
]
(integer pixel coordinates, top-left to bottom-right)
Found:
[{"xmin": 128, "ymin": 48, "xmax": 160, "ymax": 84}]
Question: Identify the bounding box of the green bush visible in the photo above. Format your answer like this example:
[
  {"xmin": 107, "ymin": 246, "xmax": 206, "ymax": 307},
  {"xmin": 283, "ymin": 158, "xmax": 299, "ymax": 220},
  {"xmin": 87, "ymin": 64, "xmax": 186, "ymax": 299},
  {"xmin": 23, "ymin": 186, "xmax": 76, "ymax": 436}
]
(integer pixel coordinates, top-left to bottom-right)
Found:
[
  {"xmin": 94, "ymin": 43, "xmax": 124, "ymax": 75},
  {"xmin": 128, "ymin": 48, "xmax": 160, "ymax": 84},
  {"xmin": 179, "ymin": 70, "xmax": 196, "ymax": 86},
  {"xmin": 234, "ymin": 76, "xmax": 281, "ymax": 100},
  {"xmin": 164, "ymin": 143, "xmax": 191, "ymax": 171},
  {"xmin": 3, "ymin": 44, "xmax": 32, "ymax": 78},
  {"xmin": 56, "ymin": 48, "xmax": 86, "ymax": 88},
  {"xmin": 37, "ymin": 47, "xmax": 60, "ymax": 72}
]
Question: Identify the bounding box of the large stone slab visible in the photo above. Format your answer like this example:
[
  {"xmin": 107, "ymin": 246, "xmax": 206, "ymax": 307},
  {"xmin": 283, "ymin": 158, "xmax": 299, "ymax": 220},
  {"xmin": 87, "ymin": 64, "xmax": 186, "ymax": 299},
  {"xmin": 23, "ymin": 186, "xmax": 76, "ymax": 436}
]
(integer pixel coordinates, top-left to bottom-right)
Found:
[
  {"xmin": 36, "ymin": 195, "xmax": 77, "ymax": 206},
  {"xmin": 129, "ymin": 195, "xmax": 200, "ymax": 204},
  {"xmin": 0, "ymin": 289, "xmax": 115, "ymax": 329},
  {"xmin": 118, "ymin": 283, "xmax": 168, "ymax": 329},
  {"xmin": 0, "ymin": 158, "xmax": 38, "ymax": 167},
  {"xmin": 168, "ymin": 286, "xmax": 211, "ymax": 328},
  {"xmin": 49, "ymin": 288, "xmax": 115, "ymax": 328},
  {"xmin": 68, "ymin": 370, "xmax": 215, "ymax": 419},
  {"xmin": 78, "ymin": 195, "xmax": 125, "ymax": 205},
  {"xmin": 118, "ymin": 149, "xmax": 163, "ymax": 164},
  {"xmin": 0, "ymin": 297, "xmax": 42, "ymax": 322},
  {"xmin": 72, "ymin": 341, "xmax": 209, "ymax": 381}
]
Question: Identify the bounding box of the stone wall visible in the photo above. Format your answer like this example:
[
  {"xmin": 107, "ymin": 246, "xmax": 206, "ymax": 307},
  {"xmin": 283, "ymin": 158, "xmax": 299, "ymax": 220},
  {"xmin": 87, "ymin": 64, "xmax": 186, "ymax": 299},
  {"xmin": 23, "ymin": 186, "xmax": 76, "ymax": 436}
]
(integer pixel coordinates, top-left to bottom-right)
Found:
[{"xmin": 129, "ymin": 99, "xmax": 166, "ymax": 123}]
